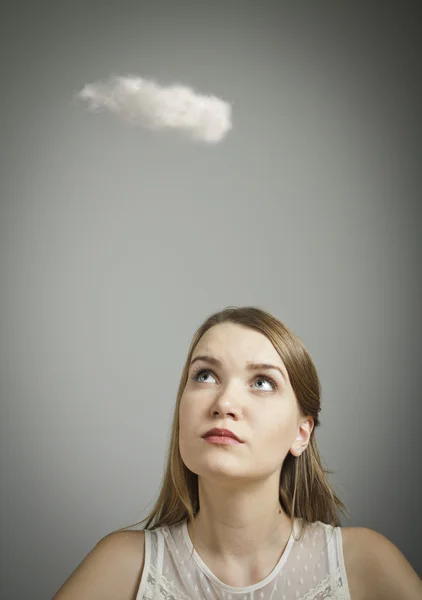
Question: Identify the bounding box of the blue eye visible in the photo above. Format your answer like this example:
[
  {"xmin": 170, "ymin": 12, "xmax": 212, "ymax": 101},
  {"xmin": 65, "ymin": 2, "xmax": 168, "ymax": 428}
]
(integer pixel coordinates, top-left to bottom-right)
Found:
[
  {"xmin": 191, "ymin": 368, "xmax": 215, "ymax": 383},
  {"xmin": 190, "ymin": 367, "xmax": 278, "ymax": 391},
  {"xmin": 193, "ymin": 369, "xmax": 215, "ymax": 383},
  {"xmin": 253, "ymin": 376, "xmax": 277, "ymax": 391}
]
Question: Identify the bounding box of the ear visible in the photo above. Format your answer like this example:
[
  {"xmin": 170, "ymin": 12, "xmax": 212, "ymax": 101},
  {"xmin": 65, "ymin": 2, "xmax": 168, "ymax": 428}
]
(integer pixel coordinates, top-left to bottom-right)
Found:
[{"xmin": 290, "ymin": 417, "xmax": 314, "ymax": 456}]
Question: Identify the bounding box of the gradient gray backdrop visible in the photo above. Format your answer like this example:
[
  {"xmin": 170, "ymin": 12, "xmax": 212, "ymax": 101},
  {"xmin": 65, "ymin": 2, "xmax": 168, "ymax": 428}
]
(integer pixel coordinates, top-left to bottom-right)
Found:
[{"xmin": 1, "ymin": 2, "xmax": 421, "ymax": 598}]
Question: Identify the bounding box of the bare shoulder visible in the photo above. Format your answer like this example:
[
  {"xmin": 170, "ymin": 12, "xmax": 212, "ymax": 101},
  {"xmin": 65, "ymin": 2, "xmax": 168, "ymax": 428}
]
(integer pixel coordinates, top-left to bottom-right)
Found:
[
  {"xmin": 52, "ymin": 530, "xmax": 146, "ymax": 600},
  {"xmin": 341, "ymin": 526, "xmax": 422, "ymax": 600}
]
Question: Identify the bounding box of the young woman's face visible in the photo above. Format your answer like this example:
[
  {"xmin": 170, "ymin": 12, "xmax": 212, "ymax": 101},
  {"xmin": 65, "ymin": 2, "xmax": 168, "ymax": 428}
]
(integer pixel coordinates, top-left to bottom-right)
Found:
[{"xmin": 179, "ymin": 322, "xmax": 313, "ymax": 483}]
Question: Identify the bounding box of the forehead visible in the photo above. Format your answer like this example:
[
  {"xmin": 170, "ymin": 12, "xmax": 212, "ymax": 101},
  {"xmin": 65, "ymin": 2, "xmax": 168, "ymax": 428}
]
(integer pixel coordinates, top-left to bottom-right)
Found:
[{"xmin": 193, "ymin": 322, "xmax": 282, "ymax": 365}]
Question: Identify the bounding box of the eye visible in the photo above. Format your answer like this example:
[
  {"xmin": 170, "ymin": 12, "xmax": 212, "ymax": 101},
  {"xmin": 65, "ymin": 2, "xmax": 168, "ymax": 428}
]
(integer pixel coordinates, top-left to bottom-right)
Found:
[
  {"xmin": 190, "ymin": 368, "xmax": 277, "ymax": 391},
  {"xmin": 191, "ymin": 368, "xmax": 216, "ymax": 384},
  {"xmin": 253, "ymin": 375, "xmax": 278, "ymax": 391}
]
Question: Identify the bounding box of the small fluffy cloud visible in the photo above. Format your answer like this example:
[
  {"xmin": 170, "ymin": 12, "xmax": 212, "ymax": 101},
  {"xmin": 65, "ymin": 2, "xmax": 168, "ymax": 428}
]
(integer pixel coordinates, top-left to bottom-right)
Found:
[{"xmin": 77, "ymin": 75, "xmax": 232, "ymax": 144}]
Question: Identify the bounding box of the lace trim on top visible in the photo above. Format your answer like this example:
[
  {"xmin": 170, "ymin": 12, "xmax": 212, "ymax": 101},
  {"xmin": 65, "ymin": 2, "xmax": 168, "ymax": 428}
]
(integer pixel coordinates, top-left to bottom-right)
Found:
[
  {"xmin": 142, "ymin": 563, "xmax": 193, "ymax": 600},
  {"xmin": 302, "ymin": 569, "xmax": 350, "ymax": 600},
  {"xmin": 141, "ymin": 564, "xmax": 349, "ymax": 600}
]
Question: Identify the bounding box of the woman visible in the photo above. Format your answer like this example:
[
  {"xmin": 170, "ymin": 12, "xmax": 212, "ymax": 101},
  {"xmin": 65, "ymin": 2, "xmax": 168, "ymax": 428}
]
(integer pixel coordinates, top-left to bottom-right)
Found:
[{"xmin": 53, "ymin": 306, "xmax": 421, "ymax": 599}]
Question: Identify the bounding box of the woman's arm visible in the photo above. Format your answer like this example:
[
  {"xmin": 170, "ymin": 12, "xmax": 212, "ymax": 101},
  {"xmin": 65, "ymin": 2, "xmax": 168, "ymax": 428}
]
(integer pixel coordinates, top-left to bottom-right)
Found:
[
  {"xmin": 52, "ymin": 530, "xmax": 145, "ymax": 600},
  {"xmin": 344, "ymin": 527, "xmax": 422, "ymax": 600}
]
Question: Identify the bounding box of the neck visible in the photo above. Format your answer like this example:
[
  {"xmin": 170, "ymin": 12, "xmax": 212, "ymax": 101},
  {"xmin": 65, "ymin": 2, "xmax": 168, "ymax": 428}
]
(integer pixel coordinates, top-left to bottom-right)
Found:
[{"xmin": 188, "ymin": 474, "xmax": 294, "ymax": 562}]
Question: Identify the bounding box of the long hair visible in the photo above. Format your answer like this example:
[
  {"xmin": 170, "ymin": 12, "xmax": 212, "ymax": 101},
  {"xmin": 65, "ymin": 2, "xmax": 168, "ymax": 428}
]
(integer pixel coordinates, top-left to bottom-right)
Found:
[{"xmin": 115, "ymin": 306, "xmax": 349, "ymax": 544}]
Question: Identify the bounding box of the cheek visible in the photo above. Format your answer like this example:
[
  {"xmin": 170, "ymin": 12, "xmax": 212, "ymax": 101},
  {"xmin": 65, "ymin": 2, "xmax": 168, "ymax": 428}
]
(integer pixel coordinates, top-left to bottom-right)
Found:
[
  {"xmin": 179, "ymin": 395, "xmax": 199, "ymax": 437},
  {"xmin": 258, "ymin": 410, "xmax": 296, "ymax": 445},
  {"xmin": 178, "ymin": 396, "xmax": 200, "ymax": 468}
]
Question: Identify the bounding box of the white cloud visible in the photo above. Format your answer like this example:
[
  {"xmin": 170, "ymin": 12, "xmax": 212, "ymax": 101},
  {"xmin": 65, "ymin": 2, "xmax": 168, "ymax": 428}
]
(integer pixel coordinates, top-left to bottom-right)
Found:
[{"xmin": 77, "ymin": 75, "xmax": 232, "ymax": 143}]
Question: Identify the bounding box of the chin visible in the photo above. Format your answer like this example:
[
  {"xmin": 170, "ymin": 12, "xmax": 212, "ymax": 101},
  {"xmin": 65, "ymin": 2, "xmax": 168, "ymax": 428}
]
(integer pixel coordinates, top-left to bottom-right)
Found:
[{"xmin": 188, "ymin": 454, "xmax": 248, "ymax": 480}]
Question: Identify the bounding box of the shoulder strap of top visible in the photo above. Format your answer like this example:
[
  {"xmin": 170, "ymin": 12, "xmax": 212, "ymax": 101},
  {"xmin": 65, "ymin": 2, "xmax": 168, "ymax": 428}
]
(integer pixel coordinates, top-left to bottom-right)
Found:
[
  {"xmin": 135, "ymin": 528, "xmax": 165, "ymax": 600},
  {"xmin": 311, "ymin": 522, "xmax": 351, "ymax": 600},
  {"xmin": 334, "ymin": 527, "xmax": 352, "ymax": 600}
]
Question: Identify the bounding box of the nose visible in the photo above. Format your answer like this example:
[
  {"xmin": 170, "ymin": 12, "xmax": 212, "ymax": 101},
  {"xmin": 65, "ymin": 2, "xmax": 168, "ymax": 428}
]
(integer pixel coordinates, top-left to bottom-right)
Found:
[{"xmin": 210, "ymin": 384, "xmax": 242, "ymax": 420}]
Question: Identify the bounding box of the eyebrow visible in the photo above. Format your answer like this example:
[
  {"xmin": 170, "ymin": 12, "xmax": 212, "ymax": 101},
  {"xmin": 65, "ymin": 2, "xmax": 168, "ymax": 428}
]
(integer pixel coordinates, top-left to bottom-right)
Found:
[{"xmin": 189, "ymin": 355, "xmax": 287, "ymax": 383}]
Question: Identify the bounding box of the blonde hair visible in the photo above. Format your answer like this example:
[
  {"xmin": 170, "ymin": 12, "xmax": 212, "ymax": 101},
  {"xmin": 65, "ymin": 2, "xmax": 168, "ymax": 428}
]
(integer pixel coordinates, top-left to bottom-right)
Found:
[{"xmin": 115, "ymin": 306, "xmax": 349, "ymax": 545}]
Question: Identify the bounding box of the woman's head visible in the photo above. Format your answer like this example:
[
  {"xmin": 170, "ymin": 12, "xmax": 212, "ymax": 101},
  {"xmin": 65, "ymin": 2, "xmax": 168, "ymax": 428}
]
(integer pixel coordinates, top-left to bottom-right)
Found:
[
  {"xmin": 179, "ymin": 320, "xmax": 315, "ymax": 488},
  {"xmin": 119, "ymin": 307, "xmax": 348, "ymax": 534}
]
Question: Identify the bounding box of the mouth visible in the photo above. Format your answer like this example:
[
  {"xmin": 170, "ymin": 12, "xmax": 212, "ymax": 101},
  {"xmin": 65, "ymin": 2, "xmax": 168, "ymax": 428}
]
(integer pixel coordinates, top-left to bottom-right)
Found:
[{"xmin": 201, "ymin": 428, "xmax": 244, "ymax": 444}]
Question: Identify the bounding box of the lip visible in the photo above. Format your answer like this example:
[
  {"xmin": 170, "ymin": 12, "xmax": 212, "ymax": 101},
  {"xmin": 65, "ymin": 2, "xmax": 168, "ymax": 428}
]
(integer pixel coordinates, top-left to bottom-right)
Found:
[{"xmin": 201, "ymin": 428, "xmax": 243, "ymax": 443}]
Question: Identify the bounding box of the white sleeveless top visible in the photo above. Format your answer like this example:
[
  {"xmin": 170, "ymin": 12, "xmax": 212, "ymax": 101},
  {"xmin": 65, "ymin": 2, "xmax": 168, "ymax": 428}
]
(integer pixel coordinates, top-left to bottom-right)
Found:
[{"xmin": 136, "ymin": 518, "xmax": 351, "ymax": 600}]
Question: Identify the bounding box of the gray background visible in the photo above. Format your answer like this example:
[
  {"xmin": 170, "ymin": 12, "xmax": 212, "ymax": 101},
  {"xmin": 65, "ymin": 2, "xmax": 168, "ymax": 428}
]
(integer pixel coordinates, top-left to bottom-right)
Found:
[{"xmin": 1, "ymin": 1, "xmax": 421, "ymax": 598}]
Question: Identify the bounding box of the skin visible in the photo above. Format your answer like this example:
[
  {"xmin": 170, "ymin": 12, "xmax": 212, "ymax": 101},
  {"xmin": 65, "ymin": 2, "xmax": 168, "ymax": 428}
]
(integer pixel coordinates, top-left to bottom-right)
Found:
[{"xmin": 178, "ymin": 322, "xmax": 314, "ymax": 586}]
